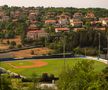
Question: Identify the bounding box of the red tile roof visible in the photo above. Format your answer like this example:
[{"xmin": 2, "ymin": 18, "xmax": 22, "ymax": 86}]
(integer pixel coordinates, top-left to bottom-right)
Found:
[
  {"xmin": 55, "ymin": 28, "xmax": 70, "ymax": 31},
  {"xmin": 45, "ymin": 20, "xmax": 56, "ymax": 23}
]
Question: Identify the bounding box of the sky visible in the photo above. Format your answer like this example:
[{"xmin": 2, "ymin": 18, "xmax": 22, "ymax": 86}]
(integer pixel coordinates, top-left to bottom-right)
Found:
[{"xmin": 0, "ymin": 0, "xmax": 108, "ymax": 9}]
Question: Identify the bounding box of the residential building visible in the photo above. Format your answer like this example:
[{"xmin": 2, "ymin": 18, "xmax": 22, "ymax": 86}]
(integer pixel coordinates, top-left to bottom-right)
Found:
[
  {"xmin": 28, "ymin": 24, "xmax": 38, "ymax": 30},
  {"xmin": 94, "ymin": 27, "xmax": 106, "ymax": 31},
  {"xmin": 14, "ymin": 11, "xmax": 21, "ymax": 18},
  {"xmin": 45, "ymin": 12, "xmax": 56, "ymax": 19},
  {"xmin": 28, "ymin": 12, "xmax": 36, "ymax": 20},
  {"xmin": 45, "ymin": 20, "xmax": 57, "ymax": 25},
  {"xmin": 57, "ymin": 13, "xmax": 70, "ymax": 25},
  {"xmin": 85, "ymin": 11, "xmax": 96, "ymax": 21},
  {"xmin": 73, "ymin": 28, "xmax": 85, "ymax": 31},
  {"xmin": 85, "ymin": 11, "xmax": 95, "ymax": 18},
  {"xmin": 73, "ymin": 12, "xmax": 83, "ymax": 20},
  {"xmin": 55, "ymin": 27, "xmax": 70, "ymax": 32},
  {"xmin": 99, "ymin": 18, "xmax": 108, "ymax": 26},
  {"xmin": 0, "ymin": 11, "xmax": 4, "ymax": 17},
  {"xmin": 70, "ymin": 19, "xmax": 83, "ymax": 27},
  {"xmin": 90, "ymin": 21, "xmax": 102, "ymax": 27},
  {"xmin": 27, "ymin": 30, "xmax": 48, "ymax": 40},
  {"xmin": 2, "ymin": 16, "xmax": 9, "ymax": 21}
]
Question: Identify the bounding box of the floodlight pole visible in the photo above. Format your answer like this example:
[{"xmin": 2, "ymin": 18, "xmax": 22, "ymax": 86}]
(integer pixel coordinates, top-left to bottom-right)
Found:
[
  {"xmin": 63, "ymin": 35, "xmax": 66, "ymax": 67},
  {"xmin": 98, "ymin": 32, "xmax": 101, "ymax": 60},
  {"xmin": 45, "ymin": 37, "xmax": 46, "ymax": 47},
  {"xmin": 105, "ymin": 26, "xmax": 108, "ymax": 64},
  {"xmin": 62, "ymin": 32, "xmax": 66, "ymax": 68}
]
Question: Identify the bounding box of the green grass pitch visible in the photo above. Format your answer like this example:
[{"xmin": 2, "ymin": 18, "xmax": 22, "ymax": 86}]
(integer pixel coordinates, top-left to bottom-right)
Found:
[{"xmin": 0, "ymin": 58, "xmax": 107, "ymax": 77}]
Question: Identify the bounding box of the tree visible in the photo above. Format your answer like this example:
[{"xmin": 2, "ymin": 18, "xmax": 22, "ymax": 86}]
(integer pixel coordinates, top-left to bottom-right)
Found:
[
  {"xmin": 0, "ymin": 75, "xmax": 13, "ymax": 90},
  {"xmin": 57, "ymin": 60, "xmax": 108, "ymax": 90},
  {"xmin": 101, "ymin": 66, "xmax": 108, "ymax": 81},
  {"xmin": 7, "ymin": 40, "xmax": 10, "ymax": 45},
  {"xmin": 9, "ymin": 41, "xmax": 16, "ymax": 49},
  {"xmin": 28, "ymin": 73, "xmax": 40, "ymax": 90}
]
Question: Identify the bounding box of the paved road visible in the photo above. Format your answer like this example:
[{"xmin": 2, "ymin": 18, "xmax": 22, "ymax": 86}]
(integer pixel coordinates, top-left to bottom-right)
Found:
[{"xmin": 85, "ymin": 56, "xmax": 108, "ymax": 64}]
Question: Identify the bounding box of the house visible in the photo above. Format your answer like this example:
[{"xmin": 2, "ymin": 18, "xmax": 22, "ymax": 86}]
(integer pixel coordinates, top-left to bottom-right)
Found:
[
  {"xmin": 28, "ymin": 24, "xmax": 39, "ymax": 30},
  {"xmin": 27, "ymin": 30, "xmax": 48, "ymax": 40},
  {"xmin": 46, "ymin": 12, "xmax": 55, "ymax": 19},
  {"xmin": 94, "ymin": 27, "xmax": 106, "ymax": 31},
  {"xmin": 70, "ymin": 19, "xmax": 83, "ymax": 27},
  {"xmin": 55, "ymin": 28, "xmax": 70, "ymax": 32},
  {"xmin": 73, "ymin": 12, "xmax": 83, "ymax": 20},
  {"xmin": 85, "ymin": 11, "xmax": 96, "ymax": 21},
  {"xmin": 28, "ymin": 12, "xmax": 36, "ymax": 20},
  {"xmin": 10, "ymin": 11, "xmax": 15, "ymax": 18},
  {"xmin": 12, "ymin": 19, "xmax": 18, "ymax": 22},
  {"xmin": 30, "ymin": 20, "xmax": 38, "ymax": 24},
  {"xmin": 57, "ymin": 13, "xmax": 70, "ymax": 25},
  {"xmin": 85, "ymin": 11, "xmax": 95, "ymax": 18},
  {"xmin": 99, "ymin": 18, "xmax": 108, "ymax": 26},
  {"xmin": 15, "ymin": 11, "xmax": 21, "ymax": 18},
  {"xmin": 73, "ymin": 28, "xmax": 85, "ymax": 31},
  {"xmin": 45, "ymin": 20, "xmax": 57, "ymax": 25},
  {"xmin": 2, "ymin": 16, "xmax": 9, "ymax": 21},
  {"xmin": 0, "ymin": 11, "xmax": 4, "ymax": 17},
  {"xmin": 90, "ymin": 21, "xmax": 102, "ymax": 27}
]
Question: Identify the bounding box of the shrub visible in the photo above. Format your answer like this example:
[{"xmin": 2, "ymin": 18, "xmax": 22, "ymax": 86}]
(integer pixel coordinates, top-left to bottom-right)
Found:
[
  {"xmin": 10, "ymin": 41, "xmax": 16, "ymax": 47},
  {"xmin": 41, "ymin": 73, "xmax": 49, "ymax": 82},
  {"xmin": 74, "ymin": 47, "xmax": 98, "ymax": 56},
  {"xmin": 9, "ymin": 45, "xmax": 15, "ymax": 49},
  {"xmin": 17, "ymin": 44, "xmax": 22, "ymax": 48},
  {"xmin": 7, "ymin": 40, "xmax": 10, "ymax": 44},
  {"xmin": 22, "ymin": 78, "xmax": 32, "ymax": 82},
  {"xmin": 49, "ymin": 74, "xmax": 55, "ymax": 80}
]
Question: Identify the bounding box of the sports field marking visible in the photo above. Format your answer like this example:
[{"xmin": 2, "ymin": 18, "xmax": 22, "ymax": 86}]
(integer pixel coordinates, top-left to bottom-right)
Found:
[{"xmin": 7, "ymin": 60, "xmax": 48, "ymax": 69}]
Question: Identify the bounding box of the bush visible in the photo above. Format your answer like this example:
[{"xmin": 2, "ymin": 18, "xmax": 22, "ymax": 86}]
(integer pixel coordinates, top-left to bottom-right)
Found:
[
  {"xmin": 40, "ymin": 73, "xmax": 58, "ymax": 83},
  {"xmin": 41, "ymin": 73, "xmax": 49, "ymax": 82},
  {"xmin": 49, "ymin": 74, "xmax": 55, "ymax": 80},
  {"xmin": 9, "ymin": 45, "xmax": 15, "ymax": 49},
  {"xmin": 17, "ymin": 44, "xmax": 22, "ymax": 48},
  {"xmin": 22, "ymin": 78, "xmax": 32, "ymax": 82},
  {"xmin": 74, "ymin": 47, "xmax": 98, "ymax": 56},
  {"xmin": 7, "ymin": 40, "xmax": 10, "ymax": 44},
  {"xmin": 58, "ymin": 60, "xmax": 108, "ymax": 90},
  {"xmin": 10, "ymin": 41, "xmax": 16, "ymax": 47}
]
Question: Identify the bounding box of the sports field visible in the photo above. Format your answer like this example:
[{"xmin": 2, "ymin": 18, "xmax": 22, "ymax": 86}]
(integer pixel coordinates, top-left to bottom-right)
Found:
[{"xmin": 0, "ymin": 58, "xmax": 107, "ymax": 77}]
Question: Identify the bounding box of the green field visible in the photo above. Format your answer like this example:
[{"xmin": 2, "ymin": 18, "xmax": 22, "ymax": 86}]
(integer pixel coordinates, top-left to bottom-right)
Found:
[{"xmin": 0, "ymin": 58, "xmax": 107, "ymax": 77}]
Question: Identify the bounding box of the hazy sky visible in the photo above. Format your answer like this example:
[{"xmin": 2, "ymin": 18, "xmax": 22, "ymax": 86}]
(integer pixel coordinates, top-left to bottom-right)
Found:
[{"xmin": 0, "ymin": 0, "xmax": 108, "ymax": 8}]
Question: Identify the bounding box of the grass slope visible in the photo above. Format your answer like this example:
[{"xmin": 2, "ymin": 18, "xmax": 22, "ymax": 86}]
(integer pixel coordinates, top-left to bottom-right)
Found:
[{"xmin": 0, "ymin": 58, "xmax": 107, "ymax": 77}]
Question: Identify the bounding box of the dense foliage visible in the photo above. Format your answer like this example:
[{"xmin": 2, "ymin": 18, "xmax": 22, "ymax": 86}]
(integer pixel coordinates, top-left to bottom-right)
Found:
[{"xmin": 58, "ymin": 60, "xmax": 108, "ymax": 90}]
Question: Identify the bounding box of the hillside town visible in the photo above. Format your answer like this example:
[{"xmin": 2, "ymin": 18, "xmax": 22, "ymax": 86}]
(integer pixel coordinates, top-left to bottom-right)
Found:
[
  {"xmin": 0, "ymin": 6, "xmax": 108, "ymax": 38},
  {"xmin": 0, "ymin": 6, "xmax": 108, "ymax": 59},
  {"xmin": 0, "ymin": 2, "xmax": 108, "ymax": 90}
]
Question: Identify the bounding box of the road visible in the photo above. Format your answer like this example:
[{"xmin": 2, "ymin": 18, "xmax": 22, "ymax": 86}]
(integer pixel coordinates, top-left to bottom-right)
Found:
[{"xmin": 85, "ymin": 56, "xmax": 108, "ymax": 64}]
